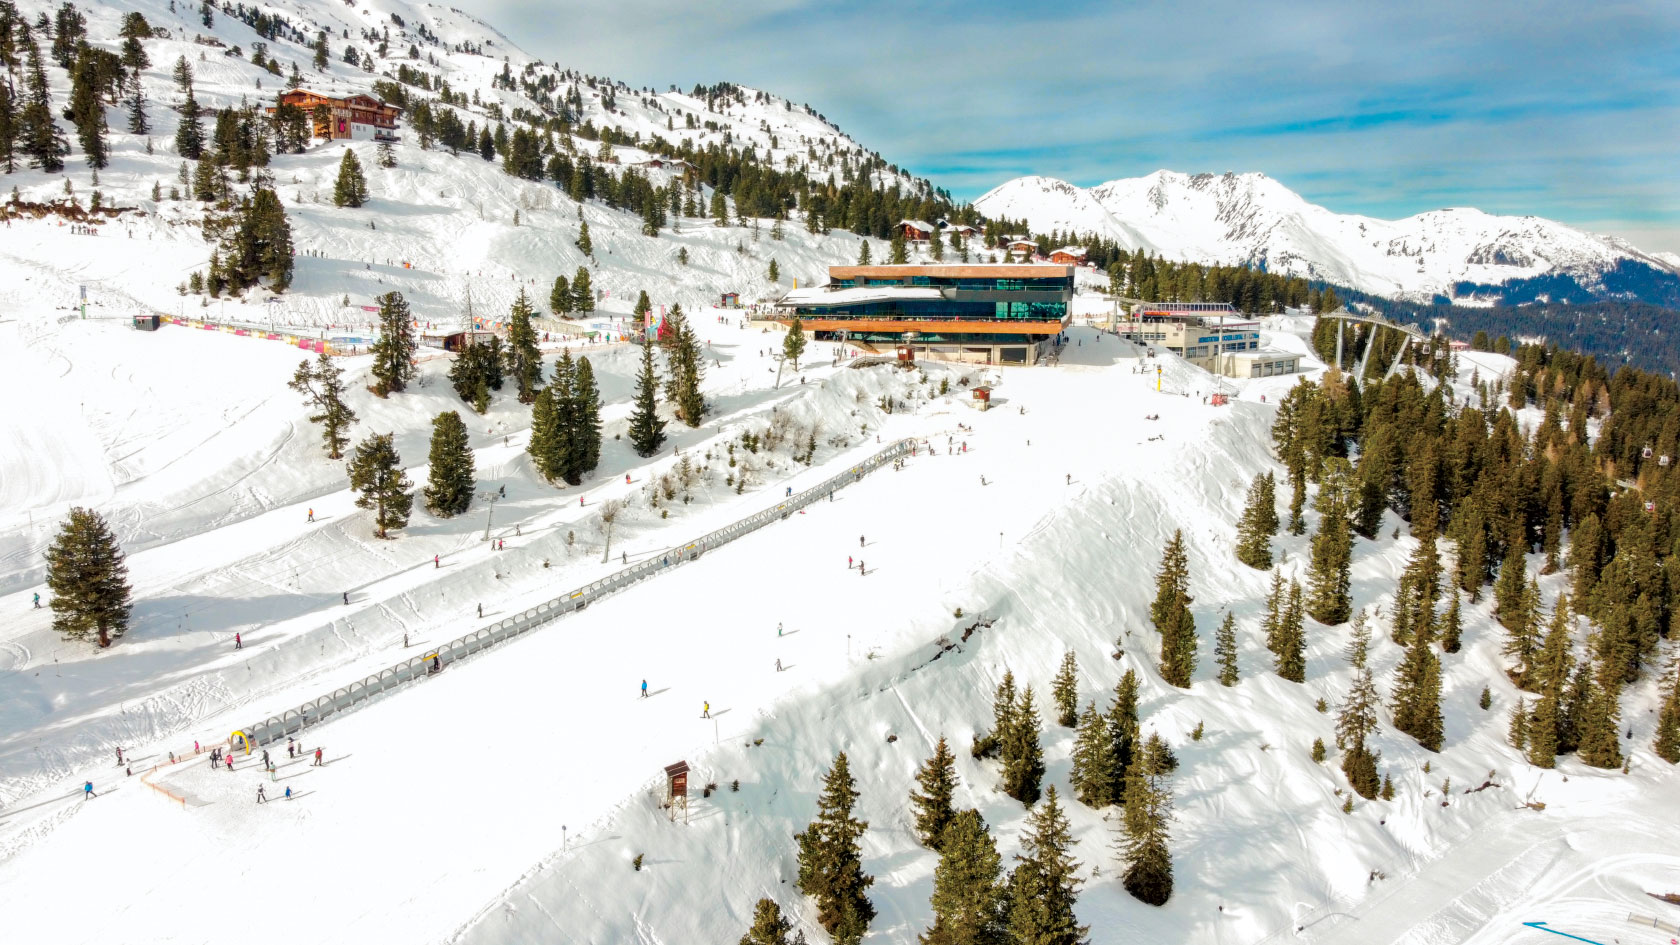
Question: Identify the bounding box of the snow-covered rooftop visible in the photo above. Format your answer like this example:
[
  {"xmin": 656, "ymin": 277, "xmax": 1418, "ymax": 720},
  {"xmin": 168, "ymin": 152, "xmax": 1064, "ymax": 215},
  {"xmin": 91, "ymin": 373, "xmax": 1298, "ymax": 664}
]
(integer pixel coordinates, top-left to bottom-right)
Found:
[{"xmin": 778, "ymin": 286, "xmax": 946, "ymax": 306}]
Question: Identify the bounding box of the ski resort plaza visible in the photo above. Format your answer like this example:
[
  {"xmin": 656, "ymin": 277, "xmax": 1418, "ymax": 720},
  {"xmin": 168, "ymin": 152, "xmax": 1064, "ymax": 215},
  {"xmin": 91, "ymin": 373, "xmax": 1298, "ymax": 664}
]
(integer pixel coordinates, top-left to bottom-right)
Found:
[{"xmin": 773, "ymin": 263, "xmax": 1074, "ymax": 365}]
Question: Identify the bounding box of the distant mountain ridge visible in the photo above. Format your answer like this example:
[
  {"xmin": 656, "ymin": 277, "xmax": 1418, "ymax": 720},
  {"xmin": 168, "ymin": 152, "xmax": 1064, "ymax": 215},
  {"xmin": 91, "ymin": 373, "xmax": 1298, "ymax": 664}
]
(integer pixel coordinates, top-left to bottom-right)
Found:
[{"xmin": 974, "ymin": 171, "xmax": 1680, "ymax": 306}]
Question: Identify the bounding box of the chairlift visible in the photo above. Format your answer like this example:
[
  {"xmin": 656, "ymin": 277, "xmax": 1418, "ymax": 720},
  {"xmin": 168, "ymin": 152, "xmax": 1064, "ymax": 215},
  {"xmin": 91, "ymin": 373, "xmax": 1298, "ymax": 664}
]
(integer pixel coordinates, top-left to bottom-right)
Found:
[
  {"xmin": 1643, "ymin": 445, "xmax": 1654, "ymax": 459},
  {"xmin": 1663, "ymin": 455, "xmax": 1672, "ymax": 468}
]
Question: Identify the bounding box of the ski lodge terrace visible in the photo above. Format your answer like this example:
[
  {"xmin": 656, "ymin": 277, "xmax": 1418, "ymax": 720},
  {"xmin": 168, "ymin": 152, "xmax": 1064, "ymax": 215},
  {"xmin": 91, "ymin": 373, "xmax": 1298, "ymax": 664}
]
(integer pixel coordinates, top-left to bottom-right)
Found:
[{"xmin": 773, "ymin": 264, "xmax": 1073, "ymax": 365}]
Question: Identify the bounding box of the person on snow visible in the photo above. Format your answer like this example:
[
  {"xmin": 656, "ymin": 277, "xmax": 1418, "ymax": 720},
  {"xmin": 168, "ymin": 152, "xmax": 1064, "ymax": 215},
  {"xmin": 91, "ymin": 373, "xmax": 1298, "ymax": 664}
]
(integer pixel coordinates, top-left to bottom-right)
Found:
[
  {"xmin": 777, "ymin": 622, "xmax": 783, "ymax": 637},
  {"xmin": 477, "ymin": 604, "xmax": 483, "ymax": 618},
  {"xmin": 859, "ymin": 535, "xmax": 865, "ymax": 548},
  {"xmin": 430, "ymin": 655, "xmax": 441, "ymax": 674},
  {"xmin": 858, "ymin": 560, "xmax": 864, "ymax": 576},
  {"xmin": 307, "ymin": 508, "xmax": 314, "ymax": 522},
  {"xmin": 775, "ymin": 658, "xmax": 783, "ymax": 672},
  {"xmin": 288, "ymin": 741, "xmax": 295, "ymax": 759},
  {"xmin": 115, "ymin": 747, "xmax": 123, "ymax": 766},
  {"xmin": 82, "ymin": 781, "xmax": 96, "ymax": 799},
  {"xmin": 235, "ymin": 632, "xmax": 242, "ymax": 650},
  {"xmin": 32, "ymin": 592, "xmax": 40, "ymax": 608},
  {"xmin": 701, "ymin": 701, "xmax": 710, "ymax": 719},
  {"xmin": 342, "ymin": 592, "xmax": 349, "ymax": 606},
  {"xmin": 434, "ymin": 555, "xmax": 439, "ymax": 569},
  {"xmin": 641, "ymin": 679, "xmax": 648, "ymax": 699},
  {"xmin": 313, "ymin": 748, "xmax": 324, "ymax": 767},
  {"xmin": 257, "ymin": 786, "xmax": 267, "ymax": 804},
  {"xmin": 284, "ymin": 786, "xmax": 293, "ymax": 801},
  {"xmin": 261, "ymin": 750, "xmax": 270, "ymax": 768}
]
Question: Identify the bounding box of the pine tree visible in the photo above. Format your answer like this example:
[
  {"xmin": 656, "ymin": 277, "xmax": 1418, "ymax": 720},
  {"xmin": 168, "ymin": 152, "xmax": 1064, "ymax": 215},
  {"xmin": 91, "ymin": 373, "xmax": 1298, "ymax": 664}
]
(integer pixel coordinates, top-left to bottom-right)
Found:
[
  {"xmin": 1276, "ymin": 580, "xmax": 1306, "ymax": 682},
  {"xmin": 1306, "ymin": 459, "xmax": 1354, "ymax": 625},
  {"xmin": 573, "ymin": 356, "xmax": 602, "ymax": 478},
  {"xmin": 1337, "ymin": 641, "xmax": 1383, "ymax": 798},
  {"xmin": 795, "ymin": 752, "xmax": 875, "ymax": 939},
  {"xmin": 20, "ymin": 30, "xmax": 65, "ymax": 171},
  {"xmin": 1504, "ymin": 578, "xmax": 1541, "ymax": 689},
  {"xmin": 174, "ymin": 84, "xmax": 204, "ymax": 160},
  {"xmin": 67, "ymin": 47, "xmax": 106, "ymax": 169},
  {"xmin": 1119, "ymin": 757, "xmax": 1173, "ymax": 906},
  {"xmin": 288, "ymin": 349, "xmax": 358, "ymax": 458},
  {"xmin": 575, "ymin": 219, "xmax": 593, "ymax": 256},
  {"xmin": 1440, "ymin": 587, "xmax": 1463, "ymax": 654},
  {"xmin": 423, "ymin": 411, "xmax": 475, "ymax": 517},
  {"xmin": 1493, "ymin": 543, "xmax": 1527, "ymax": 629},
  {"xmin": 627, "ymin": 339, "xmax": 667, "ymax": 457},
  {"xmin": 929, "ymin": 228, "xmax": 945, "ymax": 262},
  {"xmin": 549, "ymin": 274, "xmax": 572, "ymax": 315},
  {"xmin": 768, "ymin": 257, "xmax": 780, "ymax": 282},
  {"xmin": 333, "ymin": 148, "xmax": 369, "ymax": 207},
  {"xmin": 922, "ymin": 809, "xmax": 1006, "ymax": 945},
  {"xmin": 572, "ymin": 266, "xmax": 595, "ymax": 312},
  {"xmin": 503, "ymin": 289, "xmax": 543, "ymax": 403},
  {"xmin": 43, "ymin": 507, "xmax": 132, "ymax": 648},
  {"xmin": 665, "ymin": 305, "xmax": 706, "ymax": 427},
  {"xmin": 346, "ymin": 433, "xmax": 413, "ymax": 538},
  {"xmin": 1235, "ymin": 471, "xmax": 1278, "ymax": 569},
  {"xmin": 739, "ymin": 898, "xmax": 794, "ymax": 945},
  {"xmin": 1390, "ymin": 608, "xmax": 1444, "ymax": 751},
  {"xmin": 1214, "ymin": 612, "xmax": 1239, "ymax": 685},
  {"xmin": 910, "ymin": 737, "xmax": 958, "ymax": 849},
  {"xmin": 369, "ymin": 291, "xmax": 417, "ymax": 395},
  {"xmin": 1105, "ymin": 670, "xmax": 1140, "ymax": 802},
  {"xmin": 1051, "ymin": 651, "xmax": 1079, "ymax": 727},
  {"xmin": 890, "ymin": 230, "xmax": 908, "ymax": 264},
  {"xmin": 124, "ymin": 71, "xmax": 147, "ymax": 135},
  {"xmin": 1575, "ymin": 669, "xmax": 1623, "ymax": 769},
  {"xmin": 857, "ymin": 239, "xmax": 871, "ymax": 265},
  {"xmin": 782, "ymin": 317, "xmax": 807, "ymax": 370},
  {"xmin": 527, "ymin": 385, "xmax": 564, "ymax": 482},
  {"xmin": 1654, "ymin": 658, "xmax": 1680, "ymax": 764},
  {"xmin": 1069, "ymin": 701, "xmax": 1115, "ymax": 808},
  {"xmin": 1000, "ymin": 686, "xmax": 1045, "ymax": 805},
  {"xmin": 1508, "ymin": 696, "xmax": 1528, "ymax": 751},
  {"xmin": 975, "ymin": 670, "xmax": 1017, "ymax": 759},
  {"xmin": 1262, "ymin": 569, "xmax": 1285, "ymax": 657},
  {"xmin": 376, "ymin": 139, "xmax": 395, "ymax": 168},
  {"xmin": 1005, "ymin": 786, "xmax": 1089, "ymax": 945},
  {"xmin": 1152, "ymin": 529, "xmax": 1197, "ymax": 687}
]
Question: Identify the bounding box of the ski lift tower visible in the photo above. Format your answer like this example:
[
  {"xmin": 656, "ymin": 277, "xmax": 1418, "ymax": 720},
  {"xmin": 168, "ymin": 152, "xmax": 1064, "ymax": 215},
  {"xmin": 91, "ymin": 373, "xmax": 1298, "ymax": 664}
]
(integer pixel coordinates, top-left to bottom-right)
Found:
[{"xmin": 663, "ymin": 760, "xmax": 690, "ymax": 824}]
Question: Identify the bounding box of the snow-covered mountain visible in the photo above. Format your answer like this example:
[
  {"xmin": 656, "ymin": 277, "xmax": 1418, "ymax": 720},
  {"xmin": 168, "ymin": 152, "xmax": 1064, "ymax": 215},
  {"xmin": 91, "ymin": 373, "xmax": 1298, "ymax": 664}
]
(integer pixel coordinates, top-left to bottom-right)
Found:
[{"xmin": 976, "ymin": 171, "xmax": 1680, "ymax": 304}]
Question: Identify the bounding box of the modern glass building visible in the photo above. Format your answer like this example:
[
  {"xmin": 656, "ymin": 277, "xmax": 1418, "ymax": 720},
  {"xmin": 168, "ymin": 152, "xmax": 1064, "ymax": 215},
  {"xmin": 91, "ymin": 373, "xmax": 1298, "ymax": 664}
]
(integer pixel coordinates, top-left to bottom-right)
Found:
[{"xmin": 774, "ymin": 265, "xmax": 1074, "ymax": 365}]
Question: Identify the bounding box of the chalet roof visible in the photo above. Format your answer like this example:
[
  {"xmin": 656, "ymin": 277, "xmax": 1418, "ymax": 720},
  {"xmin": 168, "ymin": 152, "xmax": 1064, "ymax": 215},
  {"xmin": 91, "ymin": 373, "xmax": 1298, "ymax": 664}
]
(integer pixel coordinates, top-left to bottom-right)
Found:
[
  {"xmin": 1007, "ymin": 239, "xmax": 1039, "ymax": 248},
  {"xmin": 898, "ymin": 219, "xmax": 935, "ymax": 232},
  {"xmin": 1051, "ymin": 246, "xmax": 1087, "ymax": 257}
]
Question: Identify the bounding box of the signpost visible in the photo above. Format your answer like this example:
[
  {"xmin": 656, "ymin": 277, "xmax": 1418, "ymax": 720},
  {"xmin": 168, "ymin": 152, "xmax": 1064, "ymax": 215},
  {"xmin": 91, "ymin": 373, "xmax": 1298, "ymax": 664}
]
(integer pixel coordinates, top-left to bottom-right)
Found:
[{"xmin": 664, "ymin": 760, "xmax": 690, "ymax": 824}]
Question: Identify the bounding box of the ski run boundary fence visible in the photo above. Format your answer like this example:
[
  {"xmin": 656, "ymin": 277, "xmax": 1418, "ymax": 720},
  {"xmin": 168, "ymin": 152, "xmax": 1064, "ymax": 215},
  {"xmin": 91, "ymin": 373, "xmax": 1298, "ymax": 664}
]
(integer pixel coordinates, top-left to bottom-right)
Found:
[{"xmin": 234, "ymin": 437, "xmax": 915, "ymax": 749}]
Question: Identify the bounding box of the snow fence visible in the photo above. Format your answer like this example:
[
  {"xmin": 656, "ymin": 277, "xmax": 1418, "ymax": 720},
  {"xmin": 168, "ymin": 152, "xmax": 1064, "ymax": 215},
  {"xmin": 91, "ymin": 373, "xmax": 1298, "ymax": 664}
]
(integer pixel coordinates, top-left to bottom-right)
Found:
[{"xmin": 235, "ymin": 437, "xmax": 915, "ymax": 747}]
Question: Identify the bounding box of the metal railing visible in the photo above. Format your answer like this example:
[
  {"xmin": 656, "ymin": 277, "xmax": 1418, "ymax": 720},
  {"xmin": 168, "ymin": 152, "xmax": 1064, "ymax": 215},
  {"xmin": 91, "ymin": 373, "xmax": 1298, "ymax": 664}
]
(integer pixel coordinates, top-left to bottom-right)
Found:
[{"xmin": 233, "ymin": 437, "xmax": 915, "ymax": 747}]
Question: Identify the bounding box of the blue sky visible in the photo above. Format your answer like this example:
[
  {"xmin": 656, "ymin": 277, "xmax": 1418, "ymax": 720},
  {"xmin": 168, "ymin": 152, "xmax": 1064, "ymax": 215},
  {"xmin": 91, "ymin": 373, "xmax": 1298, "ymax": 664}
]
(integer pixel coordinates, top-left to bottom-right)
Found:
[{"xmin": 472, "ymin": 0, "xmax": 1680, "ymax": 253}]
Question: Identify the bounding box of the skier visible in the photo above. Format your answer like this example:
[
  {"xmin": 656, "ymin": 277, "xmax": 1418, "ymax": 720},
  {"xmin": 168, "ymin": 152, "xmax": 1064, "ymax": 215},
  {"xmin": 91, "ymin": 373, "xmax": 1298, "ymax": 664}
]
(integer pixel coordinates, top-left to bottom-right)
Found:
[
  {"xmin": 641, "ymin": 679, "xmax": 648, "ymax": 699},
  {"xmin": 313, "ymin": 748, "xmax": 323, "ymax": 767},
  {"xmin": 786, "ymin": 486, "xmax": 792, "ymax": 497},
  {"xmin": 625, "ymin": 474, "xmax": 631, "ymax": 484},
  {"xmin": 499, "ymin": 485, "xmax": 506, "ymax": 498},
  {"xmin": 288, "ymin": 740, "xmax": 295, "ymax": 759},
  {"xmin": 775, "ymin": 658, "xmax": 783, "ymax": 672},
  {"xmin": 115, "ymin": 747, "xmax": 123, "ymax": 766},
  {"xmin": 235, "ymin": 632, "xmax": 242, "ymax": 650},
  {"xmin": 403, "ymin": 633, "xmax": 409, "ymax": 648},
  {"xmin": 284, "ymin": 786, "xmax": 293, "ymax": 801},
  {"xmin": 434, "ymin": 555, "xmax": 439, "ymax": 569},
  {"xmin": 307, "ymin": 508, "xmax": 314, "ymax": 522},
  {"xmin": 83, "ymin": 781, "xmax": 96, "ymax": 799},
  {"xmin": 430, "ymin": 655, "xmax": 441, "ymax": 674},
  {"xmin": 257, "ymin": 786, "xmax": 267, "ymax": 804},
  {"xmin": 1066, "ymin": 473, "xmax": 1071, "ymax": 484},
  {"xmin": 859, "ymin": 535, "xmax": 865, "ymax": 548},
  {"xmin": 477, "ymin": 603, "xmax": 483, "ymax": 618},
  {"xmin": 701, "ymin": 701, "xmax": 710, "ymax": 719},
  {"xmin": 342, "ymin": 592, "xmax": 349, "ymax": 606},
  {"xmin": 32, "ymin": 592, "xmax": 39, "ymax": 608},
  {"xmin": 980, "ymin": 475, "xmax": 987, "ymax": 486},
  {"xmin": 858, "ymin": 559, "xmax": 864, "ymax": 576},
  {"xmin": 261, "ymin": 750, "xmax": 270, "ymax": 768},
  {"xmin": 778, "ymin": 622, "xmax": 783, "ymax": 636},
  {"xmin": 848, "ymin": 556, "xmax": 853, "ymax": 569}
]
